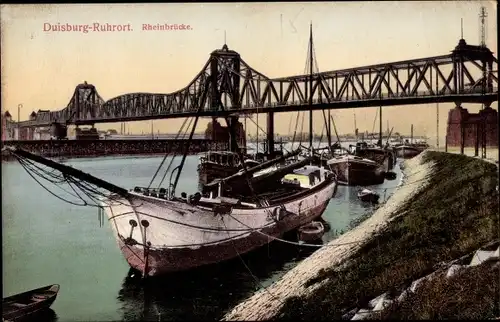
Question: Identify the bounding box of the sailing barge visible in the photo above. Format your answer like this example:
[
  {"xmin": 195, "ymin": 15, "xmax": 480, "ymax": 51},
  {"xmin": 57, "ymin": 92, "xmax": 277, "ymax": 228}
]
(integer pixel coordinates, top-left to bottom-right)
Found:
[
  {"xmin": 197, "ymin": 150, "xmax": 259, "ymax": 187},
  {"xmin": 350, "ymin": 141, "xmax": 396, "ymax": 173},
  {"xmin": 107, "ymin": 163, "xmax": 336, "ymax": 276},
  {"xmin": 6, "ymin": 141, "xmax": 337, "ymax": 278},
  {"xmin": 393, "ymin": 144, "xmax": 424, "ymax": 159},
  {"xmin": 197, "ymin": 141, "xmax": 287, "ymax": 187},
  {"xmin": 393, "ymin": 125, "xmax": 428, "ymax": 159},
  {"xmin": 327, "ymin": 154, "xmax": 386, "ymax": 186}
]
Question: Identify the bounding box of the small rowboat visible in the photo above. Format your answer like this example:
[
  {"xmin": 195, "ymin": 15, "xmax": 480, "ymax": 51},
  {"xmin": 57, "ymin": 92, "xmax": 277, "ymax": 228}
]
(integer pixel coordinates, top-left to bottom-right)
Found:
[
  {"xmin": 297, "ymin": 221, "xmax": 325, "ymax": 243},
  {"xmin": 357, "ymin": 188, "xmax": 380, "ymax": 204},
  {"xmin": 2, "ymin": 284, "xmax": 60, "ymax": 321}
]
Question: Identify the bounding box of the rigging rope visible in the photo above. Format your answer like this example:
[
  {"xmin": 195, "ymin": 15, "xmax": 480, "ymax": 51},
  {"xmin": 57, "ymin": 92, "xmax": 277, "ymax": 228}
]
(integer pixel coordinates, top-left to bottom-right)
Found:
[
  {"xmin": 15, "ymin": 155, "xmax": 89, "ymax": 207},
  {"xmin": 226, "ymin": 213, "xmax": 363, "ymax": 248},
  {"xmin": 147, "ymin": 116, "xmax": 191, "ymax": 189},
  {"xmin": 220, "ymin": 215, "xmax": 285, "ymax": 305},
  {"xmin": 156, "ymin": 117, "xmax": 194, "ymax": 189},
  {"xmin": 13, "ymin": 152, "xmax": 131, "ymax": 208}
]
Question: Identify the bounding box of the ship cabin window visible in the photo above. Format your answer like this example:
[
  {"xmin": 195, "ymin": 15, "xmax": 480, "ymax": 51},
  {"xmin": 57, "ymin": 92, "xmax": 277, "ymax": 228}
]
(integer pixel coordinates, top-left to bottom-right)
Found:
[{"xmin": 307, "ymin": 170, "xmax": 321, "ymax": 186}]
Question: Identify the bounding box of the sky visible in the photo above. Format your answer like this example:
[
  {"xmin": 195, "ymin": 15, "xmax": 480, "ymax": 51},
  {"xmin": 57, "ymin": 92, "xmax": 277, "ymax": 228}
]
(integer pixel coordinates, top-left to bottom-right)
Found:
[{"xmin": 1, "ymin": 1, "xmax": 498, "ymax": 144}]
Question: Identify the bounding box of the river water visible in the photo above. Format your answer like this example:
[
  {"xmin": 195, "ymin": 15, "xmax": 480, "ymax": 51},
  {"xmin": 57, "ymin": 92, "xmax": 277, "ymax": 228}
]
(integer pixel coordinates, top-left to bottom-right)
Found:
[{"xmin": 2, "ymin": 142, "xmax": 403, "ymax": 321}]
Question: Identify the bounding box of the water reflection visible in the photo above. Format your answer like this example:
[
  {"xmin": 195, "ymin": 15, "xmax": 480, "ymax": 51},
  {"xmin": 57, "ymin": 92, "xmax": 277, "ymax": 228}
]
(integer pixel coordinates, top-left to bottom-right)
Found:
[
  {"xmin": 24, "ymin": 308, "xmax": 58, "ymax": 322},
  {"xmin": 117, "ymin": 238, "xmax": 320, "ymax": 321}
]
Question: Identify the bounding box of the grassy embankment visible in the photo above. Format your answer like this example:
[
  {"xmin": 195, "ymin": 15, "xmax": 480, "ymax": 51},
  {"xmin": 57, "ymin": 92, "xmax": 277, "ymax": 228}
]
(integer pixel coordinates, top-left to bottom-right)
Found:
[{"xmin": 276, "ymin": 151, "xmax": 499, "ymax": 320}]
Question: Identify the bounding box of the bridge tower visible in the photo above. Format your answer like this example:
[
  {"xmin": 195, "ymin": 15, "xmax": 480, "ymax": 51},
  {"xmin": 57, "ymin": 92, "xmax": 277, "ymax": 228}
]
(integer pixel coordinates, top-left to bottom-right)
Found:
[
  {"xmin": 208, "ymin": 44, "xmax": 244, "ymax": 152},
  {"xmin": 73, "ymin": 81, "xmax": 99, "ymax": 121},
  {"xmin": 49, "ymin": 81, "xmax": 100, "ymax": 140},
  {"xmin": 479, "ymin": 6, "xmax": 489, "ymax": 159},
  {"xmin": 448, "ymin": 30, "xmax": 495, "ymax": 155}
]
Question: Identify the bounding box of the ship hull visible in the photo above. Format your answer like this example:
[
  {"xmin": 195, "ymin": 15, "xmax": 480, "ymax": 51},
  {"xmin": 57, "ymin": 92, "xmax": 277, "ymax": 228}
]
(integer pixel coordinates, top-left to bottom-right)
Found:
[
  {"xmin": 328, "ymin": 160, "xmax": 385, "ymax": 186},
  {"xmin": 355, "ymin": 148, "xmax": 396, "ymax": 172},
  {"xmin": 117, "ymin": 203, "xmax": 328, "ymax": 275},
  {"xmin": 394, "ymin": 146, "xmax": 423, "ymax": 159},
  {"xmin": 103, "ymin": 178, "xmax": 337, "ymax": 276}
]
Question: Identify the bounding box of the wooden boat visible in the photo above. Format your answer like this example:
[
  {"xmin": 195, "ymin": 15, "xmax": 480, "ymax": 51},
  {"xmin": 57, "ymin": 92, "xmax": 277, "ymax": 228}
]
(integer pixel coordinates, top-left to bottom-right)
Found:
[
  {"xmin": 326, "ymin": 154, "xmax": 385, "ymax": 186},
  {"xmin": 351, "ymin": 106, "xmax": 397, "ymax": 171},
  {"xmin": 2, "ymin": 284, "xmax": 59, "ymax": 322},
  {"xmin": 297, "ymin": 221, "xmax": 325, "ymax": 243},
  {"xmin": 6, "ymin": 145, "xmax": 337, "ymax": 277},
  {"xmin": 357, "ymin": 188, "xmax": 380, "ymax": 204},
  {"xmin": 103, "ymin": 163, "xmax": 337, "ymax": 276},
  {"xmin": 393, "ymin": 125, "xmax": 428, "ymax": 159},
  {"xmin": 197, "ymin": 151, "xmax": 259, "ymax": 187},
  {"xmin": 202, "ymin": 149, "xmax": 305, "ymax": 197},
  {"xmin": 197, "ymin": 142, "xmax": 287, "ymax": 187},
  {"xmin": 394, "ymin": 144, "xmax": 423, "ymax": 158},
  {"xmin": 350, "ymin": 141, "xmax": 396, "ymax": 172}
]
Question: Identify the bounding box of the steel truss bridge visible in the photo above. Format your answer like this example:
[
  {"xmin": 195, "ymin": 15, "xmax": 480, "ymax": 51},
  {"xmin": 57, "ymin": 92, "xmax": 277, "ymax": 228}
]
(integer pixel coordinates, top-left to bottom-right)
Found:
[{"xmin": 16, "ymin": 39, "xmax": 499, "ymax": 128}]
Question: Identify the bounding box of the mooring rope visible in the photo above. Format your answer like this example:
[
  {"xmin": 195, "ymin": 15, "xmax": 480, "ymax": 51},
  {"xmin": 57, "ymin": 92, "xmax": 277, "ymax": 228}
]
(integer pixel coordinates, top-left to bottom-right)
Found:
[{"xmin": 220, "ymin": 215, "xmax": 286, "ymax": 305}]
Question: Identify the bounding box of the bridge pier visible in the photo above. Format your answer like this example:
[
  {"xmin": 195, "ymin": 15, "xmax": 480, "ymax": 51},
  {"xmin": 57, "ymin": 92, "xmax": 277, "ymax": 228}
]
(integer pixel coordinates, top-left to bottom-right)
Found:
[
  {"xmin": 474, "ymin": 122, "xmax": 479, "ymax": 157},
  {"xmin": 446, "ymin": 102, "xmax": 498, "ymax": 157},
  {"xmin": 228, "ymin": 116, "xmax": 239, "ymax": 152},
  {"xmin": 266, "ymin": 112, "xmax": 275, "ymax": 158},
  {"xmin": 460, "ymin": 116, "xmax": 465, "ymax": 155},
  {"xmin": 481, "ymin": 105, "xmax": 487, "ymax": 159},
  {"xmin": 479, "ymin": 102, "xmax": 495, "ymax": 159}
]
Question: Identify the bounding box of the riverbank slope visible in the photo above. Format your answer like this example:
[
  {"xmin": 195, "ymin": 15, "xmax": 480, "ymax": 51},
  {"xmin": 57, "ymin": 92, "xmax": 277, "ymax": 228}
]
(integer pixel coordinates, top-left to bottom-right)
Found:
[{"xmin": 223, "ymin": 151, "xmax": 499, "ymax": 320}]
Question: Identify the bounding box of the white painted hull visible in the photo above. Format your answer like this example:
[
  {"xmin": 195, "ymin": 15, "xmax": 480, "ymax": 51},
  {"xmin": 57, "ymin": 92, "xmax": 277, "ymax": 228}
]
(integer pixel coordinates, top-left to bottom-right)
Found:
[{"xmin": 102, "ymin": 179, "xmax": 337, "ymax": 276}]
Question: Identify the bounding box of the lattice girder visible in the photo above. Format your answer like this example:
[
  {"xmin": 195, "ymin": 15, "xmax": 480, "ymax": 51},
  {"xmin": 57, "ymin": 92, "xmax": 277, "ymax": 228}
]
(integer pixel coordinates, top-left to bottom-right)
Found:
[{"xmin": 16, "ymin": 46, "xmax": 499, "ymax": 127}]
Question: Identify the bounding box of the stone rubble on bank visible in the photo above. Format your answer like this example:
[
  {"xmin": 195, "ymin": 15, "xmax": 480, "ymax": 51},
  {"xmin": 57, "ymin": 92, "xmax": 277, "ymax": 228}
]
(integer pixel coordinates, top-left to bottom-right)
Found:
[{"xmin": 346, "ymin": 241, "xmax": 500, "ymax": 320}]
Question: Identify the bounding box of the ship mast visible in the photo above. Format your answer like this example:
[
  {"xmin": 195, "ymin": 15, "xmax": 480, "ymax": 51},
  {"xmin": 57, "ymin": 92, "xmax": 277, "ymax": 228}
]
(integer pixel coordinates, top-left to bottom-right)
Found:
[
  {"xmin": 354, "ymin": 113, "xmax": 357, "ymax": 141},
  {"xmin": 308, "ymin": 23, "xmax": 314, "ymax": 158},
  {"xmin": 378, "ymin": 106, "xmax": 383, "ymax": 147}
]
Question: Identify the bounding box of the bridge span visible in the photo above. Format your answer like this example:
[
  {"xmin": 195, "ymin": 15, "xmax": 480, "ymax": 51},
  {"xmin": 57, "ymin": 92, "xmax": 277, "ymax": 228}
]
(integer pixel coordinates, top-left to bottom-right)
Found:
[{"xmin": 12, "ymin": 39, "xmax": 499, "ymax": 128}]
